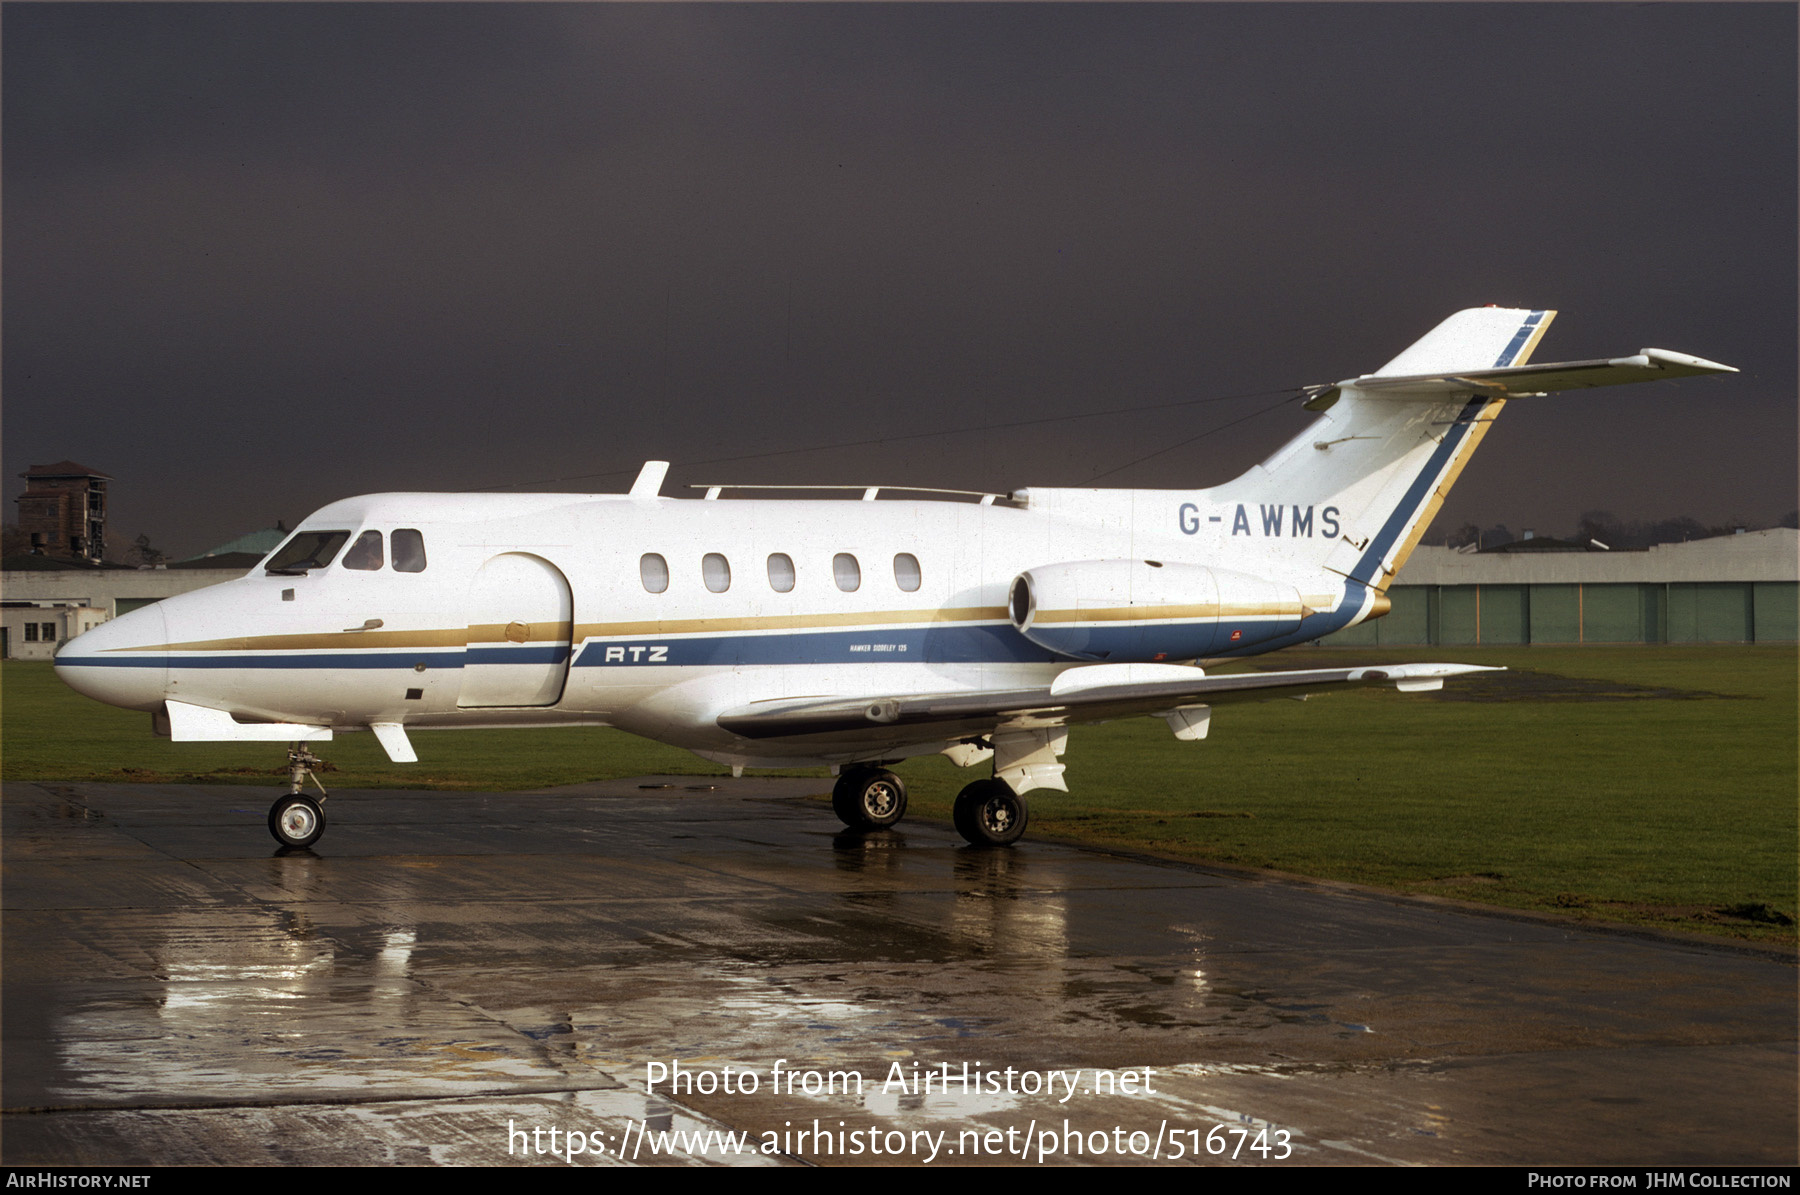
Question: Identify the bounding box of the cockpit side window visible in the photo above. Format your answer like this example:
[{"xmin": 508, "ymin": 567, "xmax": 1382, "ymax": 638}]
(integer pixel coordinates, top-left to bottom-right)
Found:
[
  {"xmin": 342, "ymin": 530, "xmax": 384, "ymax": 571},
  {"xmin": 265, "ymin": 530, "xmax": 351, "ymax": 575},
  {"xmin": 392, "ymin": 529, "xmax": 427, "ymax": 573}
]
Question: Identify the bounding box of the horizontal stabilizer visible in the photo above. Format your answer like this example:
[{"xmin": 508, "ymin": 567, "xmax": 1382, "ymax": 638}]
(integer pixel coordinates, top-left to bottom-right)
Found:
[
  {"xmin": 717, "ymin": 663, "xmax": 1500, "ymax": 740},
  {"xmin": 1351, "ymin": 347, "xmax": 1736, "ymax": 399}
]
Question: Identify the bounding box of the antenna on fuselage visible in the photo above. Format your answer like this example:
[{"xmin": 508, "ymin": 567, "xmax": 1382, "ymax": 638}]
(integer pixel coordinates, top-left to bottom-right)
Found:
[{"xmin": 629, "ymin": 460, "xmax": 670, "ymax": 498}]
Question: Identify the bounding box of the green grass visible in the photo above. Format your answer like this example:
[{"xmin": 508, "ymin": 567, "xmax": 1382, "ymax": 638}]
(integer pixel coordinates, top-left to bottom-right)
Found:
[
  {"xmin": 0, "ymin": 661, "xmax": 718, "ymax": 789},
  {"xmin": 5, "ymin": 647, "xmax": 1795, "ymax": 942}
]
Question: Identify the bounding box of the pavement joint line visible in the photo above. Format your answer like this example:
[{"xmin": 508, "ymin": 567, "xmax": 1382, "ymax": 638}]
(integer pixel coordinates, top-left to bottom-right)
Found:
[{"xmin": 0, "ymin": 1079, "xmax": 630, "ymax": 1117}]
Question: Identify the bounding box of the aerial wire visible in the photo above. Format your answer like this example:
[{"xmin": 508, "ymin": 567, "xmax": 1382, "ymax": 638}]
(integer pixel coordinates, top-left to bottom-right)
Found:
[
  {"xmin": 1084, "ymin": 392, "xmax": 1303, "ymax": 484},
  {"xmin": 467, "ymin": 384, "xmax": 1305, "ymax": 493}
]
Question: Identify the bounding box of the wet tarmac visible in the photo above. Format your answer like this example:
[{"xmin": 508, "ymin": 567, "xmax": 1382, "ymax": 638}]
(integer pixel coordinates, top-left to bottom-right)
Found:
[{"xmin": 3, "ymin": 778, "xmax": 1794, "ymax": 1167}]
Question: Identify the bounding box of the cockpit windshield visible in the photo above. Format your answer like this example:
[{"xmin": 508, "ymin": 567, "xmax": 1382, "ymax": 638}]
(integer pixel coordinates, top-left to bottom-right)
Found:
[{"xmin": 265, "ymin": 530, "xmax": 351, "ymax": 575}]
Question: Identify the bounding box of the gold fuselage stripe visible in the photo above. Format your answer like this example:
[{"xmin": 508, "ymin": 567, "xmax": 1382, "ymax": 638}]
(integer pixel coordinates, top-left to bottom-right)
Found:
[
  {"xmin": 120, "ymin": 606, "xmax": 1013, "ymax": 653},
  {"xmin": 1032, "ymin": 601, "xmax": 1303, "ymax": 624},
  {"xmin": 124, "ymin": 594, "xmax": 1335, "ymax": 654}
]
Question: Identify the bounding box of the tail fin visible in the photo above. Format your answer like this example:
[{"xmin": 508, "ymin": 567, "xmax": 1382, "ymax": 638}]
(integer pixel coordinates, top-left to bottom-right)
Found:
[
  {"xmin": 1014, "ymin": 307, "xmax": 1731, "ymax": 655},
  {"xmin": 1217, "ymin": 308, "xmax": 1556, "ymax": 593},
  {"xmin": 1370, "ymin": 306, "xmax": 1555, "ymax": 377}
]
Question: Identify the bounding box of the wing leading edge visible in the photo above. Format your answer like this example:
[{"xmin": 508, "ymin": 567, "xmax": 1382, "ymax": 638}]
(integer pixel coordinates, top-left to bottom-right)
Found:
[{"xmin": 715, "ymin": 661, "xmax": 1498, "ymax": 741}]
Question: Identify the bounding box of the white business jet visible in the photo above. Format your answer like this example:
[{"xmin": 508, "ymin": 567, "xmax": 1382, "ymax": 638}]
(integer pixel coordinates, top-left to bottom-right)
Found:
[{"xmin": 55, "ymin": 308, "xmax": 1733, "ymax": 849}]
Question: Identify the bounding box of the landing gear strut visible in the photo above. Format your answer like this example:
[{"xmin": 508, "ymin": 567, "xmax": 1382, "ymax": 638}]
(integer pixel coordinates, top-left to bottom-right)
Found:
[
  {"xmin": 832, "ymin": 766, "xmax": 908, "ymax": 831},
  {"xmin": 953, "ymin": 778, "xmax": 1028, "ymax": 847},
  {"xmin": 268, "ymin": 743, "xmax": 329, "ymax": 849}
]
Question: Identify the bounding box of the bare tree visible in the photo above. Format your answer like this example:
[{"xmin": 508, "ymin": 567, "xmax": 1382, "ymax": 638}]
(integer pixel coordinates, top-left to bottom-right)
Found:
[{"xmin": 124, "ymin": 534, "xmax": 167, "ymax": 568}]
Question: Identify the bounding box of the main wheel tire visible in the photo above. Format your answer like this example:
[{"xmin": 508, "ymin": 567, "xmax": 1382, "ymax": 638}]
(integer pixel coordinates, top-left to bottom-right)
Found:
[
  {"xmin": 953, "ymin": 779, "xmax": 1028, "ymax": 847},
  {"xmin": 831, "ymin": 767, "xmax": 908, "ymax": 830},
  {"xmin": 269, "ymin": 794, "xmax": 326, "ymax": 849}
]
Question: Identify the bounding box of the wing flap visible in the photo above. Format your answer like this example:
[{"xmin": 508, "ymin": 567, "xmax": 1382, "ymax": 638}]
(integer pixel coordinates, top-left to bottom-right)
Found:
[{"xmin": 715, "ymin": 662, "xmax": 1498, "ymax": 740}]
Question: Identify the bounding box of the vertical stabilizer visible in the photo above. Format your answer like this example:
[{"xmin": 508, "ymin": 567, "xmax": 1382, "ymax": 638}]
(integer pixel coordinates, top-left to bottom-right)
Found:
[
  {"xmin": 1340, "ymin": 307, "xmax": 1555, "ymax": 586},
  {"xmin": 1372, "ymin": 306, "xmax": 1555, "ymax": 377},
  {"xmin": 1216, "ymin": 308, "xmax": 1554, "ymax": 597}
]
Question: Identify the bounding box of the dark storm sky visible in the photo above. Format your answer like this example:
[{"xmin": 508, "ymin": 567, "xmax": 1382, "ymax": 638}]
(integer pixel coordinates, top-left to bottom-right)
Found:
[{"xmin": 5, "ymin": 3, "xmax": 1794, "ymax": 559}]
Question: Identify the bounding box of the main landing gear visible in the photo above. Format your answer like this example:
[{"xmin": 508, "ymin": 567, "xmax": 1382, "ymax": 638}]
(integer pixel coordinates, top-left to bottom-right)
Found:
[
  {"xmin": 831, "ymin": 764, "xmax": 1030, "ymax": 847},
  {"xmin": 832, "ymin": 766, "xmax": 908, "ymax": 831},
  {"xmin": 953, "ymin": 778, "xmax": 1029, "ymax": 847},
  {"xmin": 268, "ymin": 744, "xmax": 329, "ymax": 849}
]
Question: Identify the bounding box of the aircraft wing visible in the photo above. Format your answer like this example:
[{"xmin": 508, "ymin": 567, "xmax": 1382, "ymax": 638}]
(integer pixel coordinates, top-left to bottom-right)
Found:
[
  {"xmin": 715, "ymin": 661, "xmax": 1496, "ymax": 741},
  {"xmin": 1346, "ymin": 347, "xmax": 1737, "ymax": 398}
]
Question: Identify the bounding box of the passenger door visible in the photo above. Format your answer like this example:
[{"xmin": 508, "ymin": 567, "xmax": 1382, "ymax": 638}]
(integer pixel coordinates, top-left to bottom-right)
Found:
[{"xmin": 458, "ymin": 553, "xmax": 573, "ymax": 708}]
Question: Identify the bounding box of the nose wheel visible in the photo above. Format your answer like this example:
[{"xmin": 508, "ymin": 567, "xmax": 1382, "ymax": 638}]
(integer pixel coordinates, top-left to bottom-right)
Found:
[
  {"xmin": 269, "ymin": 743, "xmax": 329, "ymax": 848},
  {"xmin": 269, "ymin": 794, "xmax": 326, "ymax": 848}
]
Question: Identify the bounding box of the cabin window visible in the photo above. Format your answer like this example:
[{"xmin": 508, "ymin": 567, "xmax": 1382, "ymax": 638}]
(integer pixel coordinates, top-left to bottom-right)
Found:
[
  {"xmin": 265, "ymin": 530, "xmax": 350, "ymax": 575},
  {"xmin": 893, "ymin": 553, "xmax": 922, "ymax": 592},
  {"xmin": 342, "ymin": 530, "xmax": 384, "ymax": 571},
  {"xmin": 392, "ymin": 529, "xmax": 427, "ymax": 573},
  {"xmin": 767, "ymin": 553, "xmax": 795, "ymax": 593},
  {"xmin": 640, "ymin": 553, "xmax": 669, "ymax": 594},
  {"xmin": 703, "ymin": 553, "xmax": 732, "ymax": 593},
  {"xmin": 833, "ymin": 553, "xmax": 861, "ymax": 592}
]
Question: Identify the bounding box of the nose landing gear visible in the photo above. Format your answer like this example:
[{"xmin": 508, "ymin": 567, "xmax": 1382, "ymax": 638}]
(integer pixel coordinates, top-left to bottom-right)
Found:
[
  {"xmin": 269, "ymin": 744, "xmax": 329, "ymax": 849},
  {"xmin": 269, "ymin": 793, "xmax": 325, "ymax": 848}
]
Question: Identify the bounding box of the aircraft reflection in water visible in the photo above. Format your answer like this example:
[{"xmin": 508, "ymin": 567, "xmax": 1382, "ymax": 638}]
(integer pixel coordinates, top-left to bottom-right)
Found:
[{"xmin": 55, "ymin": 308, "xmax": 1733, "ymax": 848}]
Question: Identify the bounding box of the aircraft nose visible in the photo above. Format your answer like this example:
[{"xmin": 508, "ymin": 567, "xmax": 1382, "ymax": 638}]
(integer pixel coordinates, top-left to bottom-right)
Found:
[{"xmin": 53, "ymin": 602, "xmax": 170, "ymax": 713}]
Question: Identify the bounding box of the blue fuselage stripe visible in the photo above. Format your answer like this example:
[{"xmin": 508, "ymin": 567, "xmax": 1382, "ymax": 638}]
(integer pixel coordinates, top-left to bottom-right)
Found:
[
  {"xmin": 574, "ymin": 624, "xmax": 1059, "ymax": 667},
  {"xmin": 58, "ymin": 626, "xmax": 1061, "ymax": 670},
  {"xmin": 61, "ymin": 652, "xmax": 471, "ymax": 670},
  {"xmin": 68, "ymin": 615, "xmax": 1362, "ymax": 670}
]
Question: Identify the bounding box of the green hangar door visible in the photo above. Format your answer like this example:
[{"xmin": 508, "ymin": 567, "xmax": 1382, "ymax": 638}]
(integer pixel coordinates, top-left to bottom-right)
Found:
[{"xmin": 458, "ymin": 553, "xmax": 574, "ymax": 708}]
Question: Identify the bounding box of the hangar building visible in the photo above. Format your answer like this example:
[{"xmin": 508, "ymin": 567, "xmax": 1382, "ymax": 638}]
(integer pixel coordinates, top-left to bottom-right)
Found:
[{"xmin": 1328, "ymin": 528, "xmax": 1798, "ymax": 646}]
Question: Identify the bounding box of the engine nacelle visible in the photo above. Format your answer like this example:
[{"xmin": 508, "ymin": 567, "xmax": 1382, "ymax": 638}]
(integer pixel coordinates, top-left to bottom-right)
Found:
[{"xmin": 1009, "ymin": 558, "xmax": 1307, "ymax": 661}]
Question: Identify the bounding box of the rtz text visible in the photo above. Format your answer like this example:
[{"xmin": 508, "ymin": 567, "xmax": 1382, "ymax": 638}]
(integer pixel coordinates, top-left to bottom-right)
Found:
[{"xmin": 598, "ymin": 644, "xmax": 668, "ymax": 663}]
